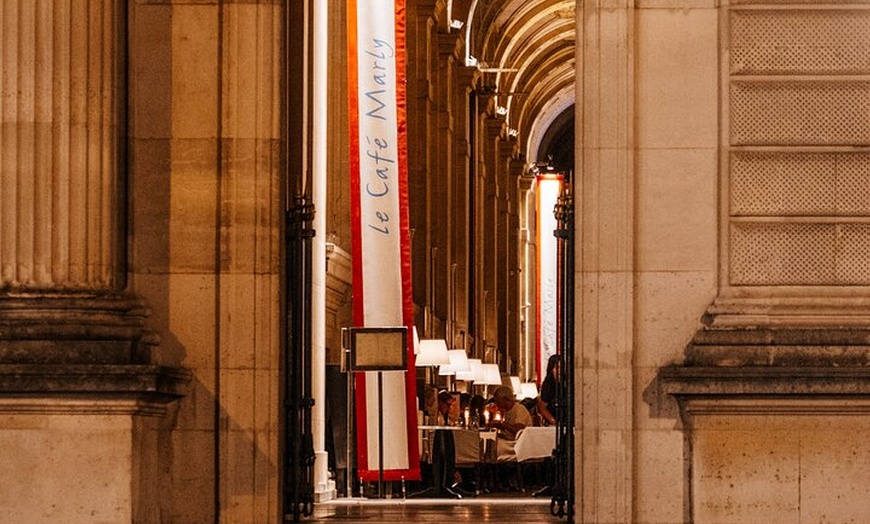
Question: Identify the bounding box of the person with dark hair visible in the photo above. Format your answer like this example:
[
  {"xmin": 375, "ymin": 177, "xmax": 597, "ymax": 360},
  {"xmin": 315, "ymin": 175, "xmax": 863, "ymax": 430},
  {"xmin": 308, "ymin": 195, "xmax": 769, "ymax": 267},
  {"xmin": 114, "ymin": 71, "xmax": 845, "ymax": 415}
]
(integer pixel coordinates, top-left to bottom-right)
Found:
[
  {"xmin": 537, "ymin": 354, "xmax": 560, "ymax": 425},
  {"xmin": 533, "ymin": 354, "xmax": 561, "ymax": 498}
]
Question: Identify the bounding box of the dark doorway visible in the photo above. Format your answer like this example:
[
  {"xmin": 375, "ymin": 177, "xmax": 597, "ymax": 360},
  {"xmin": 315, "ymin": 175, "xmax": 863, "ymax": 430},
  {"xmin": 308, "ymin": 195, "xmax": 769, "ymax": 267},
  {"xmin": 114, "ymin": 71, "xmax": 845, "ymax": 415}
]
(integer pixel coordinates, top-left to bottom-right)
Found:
[{"xmin": 537, "ymin": 107, "xmax": 574, "ymax": 174}]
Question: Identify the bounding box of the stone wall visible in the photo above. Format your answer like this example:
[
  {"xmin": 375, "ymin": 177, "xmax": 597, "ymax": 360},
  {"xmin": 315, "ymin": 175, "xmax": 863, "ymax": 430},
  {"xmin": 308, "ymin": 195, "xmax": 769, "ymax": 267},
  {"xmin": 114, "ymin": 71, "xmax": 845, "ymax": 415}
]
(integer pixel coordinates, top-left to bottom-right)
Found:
[{"xmin": 128, "ymin": 0, "xmax": 283, "ymax": 521}]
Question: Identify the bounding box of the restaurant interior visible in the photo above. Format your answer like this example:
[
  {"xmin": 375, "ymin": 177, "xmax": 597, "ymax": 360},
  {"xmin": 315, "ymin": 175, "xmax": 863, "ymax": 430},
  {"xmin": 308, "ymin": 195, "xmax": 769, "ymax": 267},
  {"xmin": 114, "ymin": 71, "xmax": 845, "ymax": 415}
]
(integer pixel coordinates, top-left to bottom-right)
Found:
[{"xmin": 326, "ymin": 333, "xmax": 559, "ymax": 500}]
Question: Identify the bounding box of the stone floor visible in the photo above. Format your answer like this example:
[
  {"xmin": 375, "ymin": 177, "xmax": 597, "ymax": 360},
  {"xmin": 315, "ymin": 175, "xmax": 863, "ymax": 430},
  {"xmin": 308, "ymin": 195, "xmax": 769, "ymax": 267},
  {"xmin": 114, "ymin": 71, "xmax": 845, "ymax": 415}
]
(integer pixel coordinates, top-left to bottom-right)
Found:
[
  {"xmin": 286, "ymin": 461, "xmax": 571, "ymax": 522},
  {"xmin": 293, "ymin": 496, "xmax": 571, "ymax": 523}
]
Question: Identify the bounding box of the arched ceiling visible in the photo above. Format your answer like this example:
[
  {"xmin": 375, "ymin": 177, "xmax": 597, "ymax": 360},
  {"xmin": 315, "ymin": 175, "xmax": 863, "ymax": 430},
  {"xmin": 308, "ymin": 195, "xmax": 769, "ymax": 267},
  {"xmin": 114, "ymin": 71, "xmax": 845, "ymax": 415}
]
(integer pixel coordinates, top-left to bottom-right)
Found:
[{"xmin": 452, "ymin": 0, "xmax": 575, "ymax": 171}]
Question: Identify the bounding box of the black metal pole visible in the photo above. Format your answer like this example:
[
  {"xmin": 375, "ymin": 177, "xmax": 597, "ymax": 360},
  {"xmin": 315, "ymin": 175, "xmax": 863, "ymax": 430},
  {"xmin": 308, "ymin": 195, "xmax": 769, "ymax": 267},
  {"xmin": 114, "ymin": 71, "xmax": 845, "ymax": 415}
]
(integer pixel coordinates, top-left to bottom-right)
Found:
[
  {"xmin": 378, "ymin": 371, "xmax": 385, "ymax": 498},
  {"xmin": 285, "ymin": 198, "xmax": 316, "ymax": 521},
  {"xmin": 564, "ymin": 188, "xmax": 575, "ymax": 523},
  {"xmin": 551, "ymin": 185, "xmax": 575, "ymax": 521}
]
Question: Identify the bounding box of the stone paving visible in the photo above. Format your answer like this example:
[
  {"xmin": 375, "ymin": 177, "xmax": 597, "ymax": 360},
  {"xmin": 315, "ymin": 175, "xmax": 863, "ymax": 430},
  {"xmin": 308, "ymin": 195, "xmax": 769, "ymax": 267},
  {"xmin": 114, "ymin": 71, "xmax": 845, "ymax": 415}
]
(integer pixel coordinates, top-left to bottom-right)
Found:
[{"xmin": 294, "ymin": 497, "xmax": 568, "ymax": 523}]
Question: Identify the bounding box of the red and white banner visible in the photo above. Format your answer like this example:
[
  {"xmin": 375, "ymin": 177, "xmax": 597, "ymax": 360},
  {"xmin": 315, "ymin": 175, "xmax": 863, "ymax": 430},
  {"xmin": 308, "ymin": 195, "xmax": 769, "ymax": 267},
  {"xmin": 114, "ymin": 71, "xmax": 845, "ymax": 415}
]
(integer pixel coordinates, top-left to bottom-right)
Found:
[
  {"xmin": 347, "ymin": 0, "xmax": 420, "ymax": 481},
  {"xmin": 535, "ymin": 174, "xmax": 563, "ymax": 385}
]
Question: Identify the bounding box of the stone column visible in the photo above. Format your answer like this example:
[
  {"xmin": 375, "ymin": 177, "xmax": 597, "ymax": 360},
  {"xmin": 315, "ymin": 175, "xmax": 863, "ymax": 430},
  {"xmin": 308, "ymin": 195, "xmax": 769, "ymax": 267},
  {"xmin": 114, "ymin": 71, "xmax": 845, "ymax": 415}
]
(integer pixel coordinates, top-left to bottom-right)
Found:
[
  {"xmin": 481, "ymin": 115, "xmax": 504, "ymax": 356},
  {"xmin": 433, "ymin": 31, "xmax": 459, "ymax": 338},
  {"xmin": 575, "ymin": 0, "xmax": 636, "ymax": 520},
  {"xmin": 451, "ymin": 65, "xmax": 477, "ymax": 347},
  {"xmin": 406, "ymin": 0, "xmax": 433, "ymax": 328},
  {"xmin": 1, "ymin": 0, "xmax": 122, "ymax": 290},
  {"xmin": 517, "ymin": 173, "xmax": 536, "ymax": 380},
  {"xmin": 0, "ymin": 2, "xmax": 187, "ymax": 523},
  {"xmin": 506, "ymin": 156, "xmax": 523, "ymax": 373}
]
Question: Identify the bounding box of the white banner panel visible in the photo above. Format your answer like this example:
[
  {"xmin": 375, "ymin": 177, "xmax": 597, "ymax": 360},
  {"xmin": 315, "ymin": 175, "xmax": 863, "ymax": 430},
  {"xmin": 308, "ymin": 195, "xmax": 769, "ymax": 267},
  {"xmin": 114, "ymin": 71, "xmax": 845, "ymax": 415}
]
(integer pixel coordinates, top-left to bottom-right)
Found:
[
  {"xmin": 536, "ymin": 174, "xmax": 563, "ymax": 384},
  {"xmin": 348, "ymin": 0, "xmax": 419, "ymax": 481}
]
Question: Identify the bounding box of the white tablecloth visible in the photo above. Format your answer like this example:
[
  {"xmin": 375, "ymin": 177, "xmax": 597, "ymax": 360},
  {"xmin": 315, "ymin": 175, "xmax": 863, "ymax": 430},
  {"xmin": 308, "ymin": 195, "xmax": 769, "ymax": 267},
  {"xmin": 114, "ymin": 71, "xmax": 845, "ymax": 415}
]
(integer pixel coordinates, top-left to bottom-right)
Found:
[
  {"xmin": 418, "ymin": 426, "xmax": 497, "ymax": 465},
  {"xmin": 453, "ymin": 429, "xmax": 482, "ymax": 465},
  {"xmin": 513, "ymin": 426, "xmax": 556, "ymax": 462}
]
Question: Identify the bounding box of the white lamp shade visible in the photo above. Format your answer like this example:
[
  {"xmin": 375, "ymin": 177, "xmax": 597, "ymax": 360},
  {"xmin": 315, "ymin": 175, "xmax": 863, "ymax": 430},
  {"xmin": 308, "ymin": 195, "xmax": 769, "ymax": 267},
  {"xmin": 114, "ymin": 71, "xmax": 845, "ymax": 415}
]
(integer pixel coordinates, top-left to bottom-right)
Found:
[
  {"xmin": 415, "ymin": 339, "xmax": 450, "ymax": 367},
  {"xmin": 521, "ymin": 382, "xmax": 539, "ymax": 399},
  {"xmin": 471, "ymin": 359, "xmax": 487, "ymax": 382},
  {"xmin": 480, "ymin": 363, "xmax": 502, "ymax": 386},
  {"xmin": 510, "ymin": 376, "xmax": 522, "ymax": 396},
  {"xmin": 455, "ymin": 358, "xmax": 482, "ymax": 381},
  {"xmin": 412, "ymin": 326, "xmax": 420, "ymax": 355},
  {"xmin": 438, "ymin": 349, "xmax": 470, "ymax": 375}
]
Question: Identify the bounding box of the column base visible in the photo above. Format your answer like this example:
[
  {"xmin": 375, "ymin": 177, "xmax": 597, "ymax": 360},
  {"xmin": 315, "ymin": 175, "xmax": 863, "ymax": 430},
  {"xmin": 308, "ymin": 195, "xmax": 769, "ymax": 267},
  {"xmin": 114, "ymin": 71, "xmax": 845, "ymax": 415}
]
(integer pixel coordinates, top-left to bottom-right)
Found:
[
  {"xmin": 0, "ymin": 292, "xmax": 189, "ymax": 523},
  {"xmin": 0, "ymin": 374, "xmax": 189, "ymax": 524},
  {"xmin": 659, "ymin": 325, "xmax": 870, "ymax": 524},
  {"xmin": 314, "ymin": 450, "xmax": 336, "ymax": 502}
]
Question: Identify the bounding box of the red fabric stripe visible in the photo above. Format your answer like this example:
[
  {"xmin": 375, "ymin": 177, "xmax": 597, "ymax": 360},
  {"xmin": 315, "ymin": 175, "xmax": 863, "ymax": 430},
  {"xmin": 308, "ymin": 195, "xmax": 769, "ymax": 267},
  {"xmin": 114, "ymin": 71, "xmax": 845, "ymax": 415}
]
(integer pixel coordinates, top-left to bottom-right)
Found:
[
  {"xmin": 347, "ymin": 0, "xmax": 370, "ymax": 475},
  {"xmin": 347, "ymin": 0, "xmax": 363, "ymax": 327},
  {"xmin": 535, "ymin": 179, "xmax": 543, "ymax": 386},
  {"xmin": 394, "ymin": 0, "xmax": 421, "ymax": 481}
]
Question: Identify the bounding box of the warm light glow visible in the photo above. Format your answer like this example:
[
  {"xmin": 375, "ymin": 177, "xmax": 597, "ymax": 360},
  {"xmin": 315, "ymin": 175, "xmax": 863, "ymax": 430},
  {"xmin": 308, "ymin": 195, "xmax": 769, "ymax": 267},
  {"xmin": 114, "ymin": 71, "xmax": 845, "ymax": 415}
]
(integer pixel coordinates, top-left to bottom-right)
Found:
[
  {"xmin": 510, "ymin": 376, "xmax": 522, "ymax": 396},
  {"xmin": 536, "ymin": 174, "xmax": 563, "ymax": 386},
  {"xmin": 455, "ymin": 358, "xmax": 482, "ymax": 381},
  {"xmin": 480, "ymin": 363, "xmax": 502, "ymax": 386},
  {"xmin": 415, "ymin": 339, "xmax": 450, "ymax": 367},
  {"xmin": 438, "ymin": 349, "xmax": 470, "ymax": 375},
  {"xmin": 521, "ymin": 382, "xmax": 539, "ymax": 400}
]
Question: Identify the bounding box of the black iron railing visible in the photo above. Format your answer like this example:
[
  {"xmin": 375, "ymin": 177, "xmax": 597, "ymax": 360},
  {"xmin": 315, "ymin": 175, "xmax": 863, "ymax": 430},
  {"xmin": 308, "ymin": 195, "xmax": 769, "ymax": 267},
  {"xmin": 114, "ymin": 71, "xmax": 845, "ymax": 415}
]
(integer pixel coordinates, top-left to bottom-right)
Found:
[
  {"xmin": 284, "ymin": 197, "xmax": 316, "ymax": 521},
  {"xmin": 551, "ymin": 187, "xmax": 575, "ymax": 521}
]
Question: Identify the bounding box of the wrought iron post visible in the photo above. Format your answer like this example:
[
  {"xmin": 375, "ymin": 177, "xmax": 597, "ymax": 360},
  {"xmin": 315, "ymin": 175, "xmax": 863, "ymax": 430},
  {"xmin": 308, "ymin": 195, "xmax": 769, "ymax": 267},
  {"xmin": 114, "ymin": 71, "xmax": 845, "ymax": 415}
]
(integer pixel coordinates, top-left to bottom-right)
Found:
[
  {"xmin": 284, "ymin": 196, "xmax": 316, "ymax": 520},
  {"xmin": 551, "ymin": 186, "xmax": 575, "ymax": 521}
]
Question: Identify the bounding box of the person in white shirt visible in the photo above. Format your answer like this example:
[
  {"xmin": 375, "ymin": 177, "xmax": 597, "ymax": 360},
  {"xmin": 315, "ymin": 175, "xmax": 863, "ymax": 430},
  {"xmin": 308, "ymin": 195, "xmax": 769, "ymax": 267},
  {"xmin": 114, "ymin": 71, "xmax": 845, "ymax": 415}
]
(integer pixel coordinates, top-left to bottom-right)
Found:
[{"xmin": 492, "ymin": 386, "xmax": 532, "ymax": 440}]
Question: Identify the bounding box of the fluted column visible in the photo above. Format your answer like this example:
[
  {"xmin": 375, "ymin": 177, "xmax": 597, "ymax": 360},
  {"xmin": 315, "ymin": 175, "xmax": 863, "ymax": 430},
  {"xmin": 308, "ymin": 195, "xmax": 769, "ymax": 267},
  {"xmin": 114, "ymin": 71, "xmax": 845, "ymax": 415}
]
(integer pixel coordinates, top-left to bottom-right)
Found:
[
  {"xmin": 0, "ymin": 0, "xmax": 183, "ymax": 370},
  {"xmin": 407, "ymin": 1, "xmax": 432, "ymax": 326},
  {"xmin": 0, "ymin": 4, "xmax": 187, "ymax": 524},
  {"xmin": 1, "ymin": 0, "xmax": 122, "ymax": 291}
]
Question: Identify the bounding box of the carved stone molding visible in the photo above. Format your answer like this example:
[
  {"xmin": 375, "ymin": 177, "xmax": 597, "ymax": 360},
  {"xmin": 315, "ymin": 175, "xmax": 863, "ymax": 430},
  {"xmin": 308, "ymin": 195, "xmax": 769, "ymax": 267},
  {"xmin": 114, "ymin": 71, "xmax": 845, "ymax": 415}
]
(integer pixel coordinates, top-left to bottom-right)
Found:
[
  {"xmin": 662, "ymin": 365, "xmax": 870, "ymax": 400},
  {"xmin": 661, "ymin": 326, "xmax": 870, "ymax": 415},
  {"xmin": 0, "ymin": 293, "xmax": 159, "ymax": 365},
  {"xmin": 703, "ymin": 296, "xmax": 870, "ymax": 328},
  {"xmin": 685, "ymin": 327, "xmax": 870, "ymax": 367},
  {"xmin": 0, "ymin": 364, "xmax": 189, "ymax": 408},
  {"xmin": 0, "ymin": 293, "xmax": 189, "ymax": 405}
]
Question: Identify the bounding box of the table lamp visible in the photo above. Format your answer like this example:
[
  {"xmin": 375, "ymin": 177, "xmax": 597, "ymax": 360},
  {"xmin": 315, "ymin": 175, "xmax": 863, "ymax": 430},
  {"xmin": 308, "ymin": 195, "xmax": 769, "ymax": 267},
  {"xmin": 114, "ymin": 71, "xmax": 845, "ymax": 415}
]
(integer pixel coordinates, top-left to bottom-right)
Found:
[
  {"xmin": 415, "ymin": 339, "xmax": 450, "ymax": 384},
  {"xmin": 479, "ymin": 363, "xmax": 502, "ymax": 397},
  {"xmin": 521, "ymin": 382, "xmax": 539, "ymax": 400},
  {"xmin": 415, "ymin": 339, "xmax": 450, "ymax": 367},
  {"xmin": 455, "ymin": 358, "xmax": 482, "ymax": 383}
]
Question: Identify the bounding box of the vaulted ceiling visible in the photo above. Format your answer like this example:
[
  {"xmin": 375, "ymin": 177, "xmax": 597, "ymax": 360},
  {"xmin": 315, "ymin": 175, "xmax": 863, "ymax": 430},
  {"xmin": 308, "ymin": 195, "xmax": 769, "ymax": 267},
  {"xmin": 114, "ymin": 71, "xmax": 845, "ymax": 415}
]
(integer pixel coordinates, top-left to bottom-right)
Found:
[{"xmin": 450, "ymin": 0, "xmax": 576, "ymax": 172}]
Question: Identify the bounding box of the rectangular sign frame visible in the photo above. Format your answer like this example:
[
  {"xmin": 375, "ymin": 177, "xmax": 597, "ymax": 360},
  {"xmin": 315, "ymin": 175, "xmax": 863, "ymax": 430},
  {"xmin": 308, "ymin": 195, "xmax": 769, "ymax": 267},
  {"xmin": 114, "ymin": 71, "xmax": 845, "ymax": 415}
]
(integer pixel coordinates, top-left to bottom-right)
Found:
[{"xmin": 348, "ymin": 327, "xmax": 408, "ymax": 371}]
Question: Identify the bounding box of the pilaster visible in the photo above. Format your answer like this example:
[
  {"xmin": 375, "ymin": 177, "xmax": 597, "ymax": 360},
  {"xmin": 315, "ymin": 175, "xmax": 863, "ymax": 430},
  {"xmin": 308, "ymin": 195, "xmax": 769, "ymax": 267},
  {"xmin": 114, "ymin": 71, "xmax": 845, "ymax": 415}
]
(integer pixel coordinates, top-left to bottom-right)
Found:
[
  {"xmin": 496, "ymin": 139, "xmax": 515, "ymax": 367},
  {"xmin": 575, "ymin": 0, "xmax": 636, "ymax": 519},
  {"xmin": 449, "ymin": 63, "xmax": 475, "ymax": 347},
  {"xmin": 480, "ymin": 115, "xmax": 505, "ymax": 355}
]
